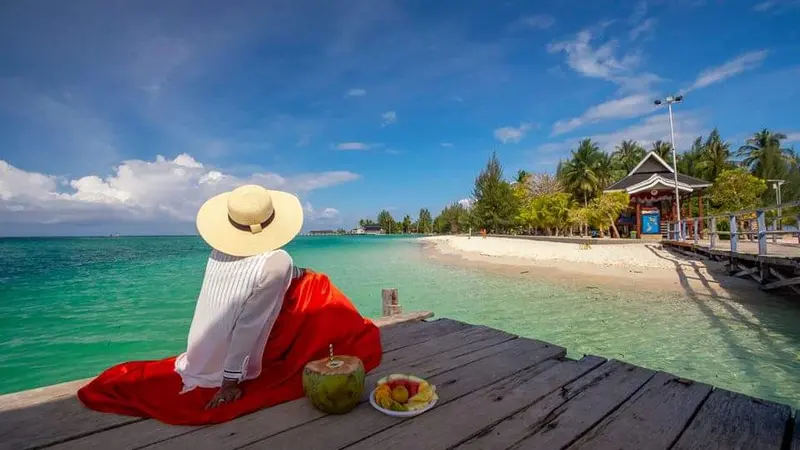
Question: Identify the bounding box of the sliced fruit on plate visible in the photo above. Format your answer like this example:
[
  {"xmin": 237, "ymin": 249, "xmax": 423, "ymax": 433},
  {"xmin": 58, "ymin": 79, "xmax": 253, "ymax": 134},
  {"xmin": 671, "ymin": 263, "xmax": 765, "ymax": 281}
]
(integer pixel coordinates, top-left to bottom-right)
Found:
[{"xmin": 373, "ymin": 373, "xmax": 437, "ymax": 412}]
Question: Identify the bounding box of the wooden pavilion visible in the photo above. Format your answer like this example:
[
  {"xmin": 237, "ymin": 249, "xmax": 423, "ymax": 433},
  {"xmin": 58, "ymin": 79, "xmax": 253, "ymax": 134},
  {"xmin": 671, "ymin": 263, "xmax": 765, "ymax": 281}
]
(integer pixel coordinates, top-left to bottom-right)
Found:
[{"xmin": 606, "ymin": 151, "xmax": 712, "ymax": 239}]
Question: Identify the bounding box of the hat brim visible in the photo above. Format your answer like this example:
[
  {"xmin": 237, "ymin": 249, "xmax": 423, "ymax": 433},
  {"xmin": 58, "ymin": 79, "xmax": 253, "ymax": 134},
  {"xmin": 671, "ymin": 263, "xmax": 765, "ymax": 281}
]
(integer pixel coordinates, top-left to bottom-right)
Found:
[{"xmin": 196, "ymin": 190, "xmax": 304, "ymax": 257}]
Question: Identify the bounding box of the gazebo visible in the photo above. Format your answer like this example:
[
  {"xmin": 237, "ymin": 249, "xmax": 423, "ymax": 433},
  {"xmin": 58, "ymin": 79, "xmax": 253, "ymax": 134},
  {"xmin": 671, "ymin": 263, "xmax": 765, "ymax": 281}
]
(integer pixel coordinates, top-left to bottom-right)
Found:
[{"xmin": 605, "ymin": 151, "xmax": 712, "ymax": 239}]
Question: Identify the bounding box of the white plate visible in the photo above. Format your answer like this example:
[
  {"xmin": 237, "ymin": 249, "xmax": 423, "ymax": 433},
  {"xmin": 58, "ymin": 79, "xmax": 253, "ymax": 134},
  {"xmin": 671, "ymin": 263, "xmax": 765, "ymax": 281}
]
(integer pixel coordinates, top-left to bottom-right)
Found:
[{"xmin": 368, "ymin": 387, "xmax": 438, "ymax": 417}]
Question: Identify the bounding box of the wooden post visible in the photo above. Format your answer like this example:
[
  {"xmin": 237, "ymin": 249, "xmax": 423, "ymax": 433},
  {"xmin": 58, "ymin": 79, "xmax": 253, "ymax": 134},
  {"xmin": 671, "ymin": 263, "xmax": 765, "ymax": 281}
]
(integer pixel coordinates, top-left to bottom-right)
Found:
[
  {"xmin": 693, "ymin": 220, "xmax": 699, "ymax": 245},
  {"xmin": 710, "ymin": 217, "xmax": 717, "ymax": 249},
  {"xmin": 757, "ymin": 210, "xmax": 767, "ymax": 256},
  {"xmin": 730, "ymin": 215, "xmax": 738, "ymax": 253},
  {"xmin": 635, "ymin": 202, "xmax": 642, "ymax": 239},
  {"xmin": 381, "ymin": 288, "xmax": 401, "ymax": 317},
  {"xmin": 771, "ymin": 218, "xmax": 778, "ymax": 244},
  {"xmin": 698, "ymin": 192, "xmax": 704, "ymax": 239}
]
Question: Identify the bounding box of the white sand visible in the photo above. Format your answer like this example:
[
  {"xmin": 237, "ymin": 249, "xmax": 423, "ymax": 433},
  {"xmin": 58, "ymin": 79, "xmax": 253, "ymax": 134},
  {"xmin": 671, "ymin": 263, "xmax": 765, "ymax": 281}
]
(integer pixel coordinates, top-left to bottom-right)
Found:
[
  {"xmin": 421, "ymin": 236, "xmax": 678, "ymax": 270},
  {"xmin": 420, "ymin": 235, "xmax": 775, "ymax": 299}
]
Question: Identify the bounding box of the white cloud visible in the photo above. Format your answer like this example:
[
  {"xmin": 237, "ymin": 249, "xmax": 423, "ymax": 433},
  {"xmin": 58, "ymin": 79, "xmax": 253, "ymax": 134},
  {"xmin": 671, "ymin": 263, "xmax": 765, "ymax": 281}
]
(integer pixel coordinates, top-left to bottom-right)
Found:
[
  {"xmin": 551, "ymin": 94, "xmax": 655, "ymax": 135},
  {"xmin": 440, "ymin": 142, "xmax": 454, "ymax": 148},
  {"xmin": 538, "ymin": 112, "xmax": 704, "ymax": 157},
  {"xmin": 0, "ymin": 154, "xmax": 359, "ymax": 226},
  {"xmin": 336, "ymin": 142, "xmax": 374, "ymax": 150},
  {"xmin": 687, "ymin": 50, "xmax": 769, "ymax": 91},
  {"xmin": 381, "ymin": 111, "xmax": 397, "ymax": 126},
  {"xmin": 752, "ymin": 0, "xmax": 799, "ymax": 11},
  {"xmin": 494, "ymin": 122, "xmax": 534, "ymax": 144},
  {"xmin": 629, "ymin": 18, "xmax": 656, "ymax": 40},
  {"xmin": 547, "ymin": 29, "xmax": 659, "ymax": 92},
  {"xmin": 458, "ymin": 198, "xmax": 473, "ymax": 208},
  {"xmin": 786, "ymin": 132, "xmax": 800, "ymax": 142},
  {"xmin": 513, "ymin": 15, "xmax": 555, "ymax": 30},
  {"xmin": 345, "ymin": 88, "xmax": 367, "ymax": 97},
  {"xmin": 303, "ymin": 202, "xmax": 341, "ymax": 223},
  {"xmin": 754, "ymin": 0, "xmax": 777, "ymax": 10}
]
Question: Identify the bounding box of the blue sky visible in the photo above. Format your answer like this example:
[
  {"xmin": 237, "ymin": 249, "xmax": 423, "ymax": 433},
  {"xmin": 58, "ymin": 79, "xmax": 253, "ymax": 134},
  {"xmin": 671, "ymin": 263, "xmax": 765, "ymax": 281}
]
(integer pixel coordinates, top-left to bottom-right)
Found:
[{"xmin": 1, "ymin": 0, "xmax": 799, "ymax": 235}]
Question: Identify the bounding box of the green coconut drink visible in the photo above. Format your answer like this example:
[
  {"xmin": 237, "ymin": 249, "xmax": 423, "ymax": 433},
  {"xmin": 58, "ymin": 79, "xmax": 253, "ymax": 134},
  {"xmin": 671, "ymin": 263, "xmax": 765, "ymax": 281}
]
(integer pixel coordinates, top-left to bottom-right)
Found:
[{"xmin": 302, "ymin": 345, "xmax": 365, "ymax": 414}]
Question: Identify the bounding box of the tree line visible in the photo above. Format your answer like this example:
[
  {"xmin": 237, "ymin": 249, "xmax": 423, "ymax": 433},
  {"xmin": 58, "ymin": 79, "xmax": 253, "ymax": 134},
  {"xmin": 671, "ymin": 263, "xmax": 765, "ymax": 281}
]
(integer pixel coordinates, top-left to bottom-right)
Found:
[{"xmin": 358, "ymin": 128, "xmax": 797, "ymax": 236}]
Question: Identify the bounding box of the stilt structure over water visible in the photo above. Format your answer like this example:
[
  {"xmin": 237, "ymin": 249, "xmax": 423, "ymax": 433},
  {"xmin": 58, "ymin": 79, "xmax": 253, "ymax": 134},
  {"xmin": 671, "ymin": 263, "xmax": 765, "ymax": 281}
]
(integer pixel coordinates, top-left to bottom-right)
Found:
[{"xmin": 663, "ymin": 200, "xmax": 800, "ymax": 295}]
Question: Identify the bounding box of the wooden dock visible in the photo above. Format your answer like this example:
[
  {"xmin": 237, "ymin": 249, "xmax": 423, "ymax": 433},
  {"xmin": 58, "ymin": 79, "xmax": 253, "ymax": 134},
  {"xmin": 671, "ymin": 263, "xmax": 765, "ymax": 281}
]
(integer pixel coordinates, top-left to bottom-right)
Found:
[
  {"xmin": 1, "ymin": 316, "xmax": 797, "ymax": 450},
  {"xmin": 663, "ymin": 238, "xmax": 800, "ymax": 295}
]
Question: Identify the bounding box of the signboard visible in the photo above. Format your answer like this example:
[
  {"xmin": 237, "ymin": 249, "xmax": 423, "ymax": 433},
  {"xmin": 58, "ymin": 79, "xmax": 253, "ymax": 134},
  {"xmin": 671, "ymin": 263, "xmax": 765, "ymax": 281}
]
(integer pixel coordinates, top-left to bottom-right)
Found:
[{"xmin": 641, "ymin": 207, "xmax": 660, "ymax": 234}]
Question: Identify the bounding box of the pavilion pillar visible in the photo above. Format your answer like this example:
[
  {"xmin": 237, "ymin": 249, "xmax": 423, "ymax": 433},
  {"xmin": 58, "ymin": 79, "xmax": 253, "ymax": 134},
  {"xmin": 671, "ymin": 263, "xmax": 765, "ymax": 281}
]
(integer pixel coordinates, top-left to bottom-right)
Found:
[
  {"xmin": 681, "ymin": 195, "xmax": 690, "ymax": 238},
  {"xmin": 636, "ymin": 201, "xmax": 642, "ymax": 239},
  {"xmin": 698, "ymin": 192, "xmax": 704, "ymax": 239}
]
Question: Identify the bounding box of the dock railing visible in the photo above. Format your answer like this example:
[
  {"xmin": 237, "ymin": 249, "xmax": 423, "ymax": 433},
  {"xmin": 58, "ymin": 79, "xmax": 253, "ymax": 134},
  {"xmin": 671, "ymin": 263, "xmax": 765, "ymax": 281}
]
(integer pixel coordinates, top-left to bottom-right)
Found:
[{"xmin": 665, "ymin": 200, "xmax": 800, "ymax": 257}]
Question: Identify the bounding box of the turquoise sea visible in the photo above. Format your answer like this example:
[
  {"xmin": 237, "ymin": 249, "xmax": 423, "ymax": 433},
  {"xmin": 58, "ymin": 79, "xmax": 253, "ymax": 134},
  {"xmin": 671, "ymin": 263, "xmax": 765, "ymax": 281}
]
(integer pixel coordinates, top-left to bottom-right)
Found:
[{"xmin": 1, "ymin": 236, "xmax": 799, "ymax": 408}]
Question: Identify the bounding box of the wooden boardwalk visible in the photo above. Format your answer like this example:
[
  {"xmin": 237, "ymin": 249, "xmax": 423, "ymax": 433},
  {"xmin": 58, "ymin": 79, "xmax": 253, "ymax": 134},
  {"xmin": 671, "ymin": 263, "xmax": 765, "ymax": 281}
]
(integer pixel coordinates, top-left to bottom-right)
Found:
[{"xmin": 1, "ymin": 316, "xmax": 798, "ymax": 450}]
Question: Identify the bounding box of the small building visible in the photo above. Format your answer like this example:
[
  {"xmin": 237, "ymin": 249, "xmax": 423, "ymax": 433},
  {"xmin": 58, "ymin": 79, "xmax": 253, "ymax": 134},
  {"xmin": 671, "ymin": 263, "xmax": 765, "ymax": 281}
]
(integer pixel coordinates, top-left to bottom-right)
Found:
[
  {"xmin": 352, "ymin": 225, "xmax": 385, "ymax": 235},
  {"xmin": 308, "ymin": 230, "xmax": 336, "ymax": 236},
  {"xmin": 605, "ymin": 151, "xmax": 711, "ymax": 239}
]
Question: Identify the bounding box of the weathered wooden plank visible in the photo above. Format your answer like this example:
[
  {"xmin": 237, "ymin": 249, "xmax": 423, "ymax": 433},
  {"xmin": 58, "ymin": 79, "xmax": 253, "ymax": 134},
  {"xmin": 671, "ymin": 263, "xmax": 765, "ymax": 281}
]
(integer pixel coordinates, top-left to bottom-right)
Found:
[
  {"xmin": 567, "ymin": 371, "xmax": 712, "ymax": 450},
  {"xmin": 0, "ymin": 379, "xmax": 90, "ymax": 411},
  {"xmin": 379, "ymin": 318, "xmax": 471, "ymax": 352},
  {"xmin": 377, "ymin": 325, "xmax": 514, "ymax": 373},
  {"xmin": 0, "ymin": 379, "xmax": 141, "ymax": 450},
  {"xmin": 763, "ymin": 275, "xmax": 800, "ymax": 290},
  {"xmin": 733, "ymin": 266, "xmax": 758, "ymax": 277},
  {"xmin": 402, "ymin": 337, "xmax": 563, "ymax": 378},
  {"xmin": 671, "ymin": 389, "xmax": 791, "ymax": 450},
  {"xmin": 736, "ymin": 263, "xmax": 762, "ymax": 282},
  {"xmin": 49, "ymin": 420, "xmax": 198, "ymax": 450},
  {"xmin": 140, "ymin": 326, "xmax": 528, "ymax": 450},
  {"xmin": 240, "ymin": 340, "xmax": 575, "ymax": 450},
  {"xmin": 1, "ymin": 315, "xmax": 456, "ymax": 450},
  {"xmin": 371, "ymin": 310, "xmax": 433, "ymax": 328},
  {"xmin": 343, "ymin": 355, "xmax": 607, "ymax": 450},
  {"xmin": 455, "ymin": 360, "xmax": 655, "ymax": 450},
  {"xmin": 767, "ymin": 267, "xmax": 800, "ymax": 295}
]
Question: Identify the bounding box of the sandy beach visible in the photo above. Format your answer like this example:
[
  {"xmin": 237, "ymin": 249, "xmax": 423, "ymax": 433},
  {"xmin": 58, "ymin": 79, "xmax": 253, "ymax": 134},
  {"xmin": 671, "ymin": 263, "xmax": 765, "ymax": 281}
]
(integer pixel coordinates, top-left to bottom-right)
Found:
[{"xmin": 421, "ymin": 235, "xmax": 778, "ymax": 300}]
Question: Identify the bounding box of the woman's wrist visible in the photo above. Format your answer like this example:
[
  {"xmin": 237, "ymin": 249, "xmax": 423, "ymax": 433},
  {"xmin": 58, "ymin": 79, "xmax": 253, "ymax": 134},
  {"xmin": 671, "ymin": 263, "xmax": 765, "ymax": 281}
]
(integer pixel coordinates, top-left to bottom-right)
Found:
[{"xmin": 222, "ymin": 377, "xmax": 239, "ymax": 388}]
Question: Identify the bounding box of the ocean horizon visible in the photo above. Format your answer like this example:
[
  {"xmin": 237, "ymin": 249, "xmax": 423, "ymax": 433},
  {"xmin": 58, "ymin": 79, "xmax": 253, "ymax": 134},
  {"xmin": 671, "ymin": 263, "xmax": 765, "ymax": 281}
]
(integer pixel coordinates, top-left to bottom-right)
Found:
[{"xmin": 1, "ymin": 235, "xmax": 799, "ymax": 408}]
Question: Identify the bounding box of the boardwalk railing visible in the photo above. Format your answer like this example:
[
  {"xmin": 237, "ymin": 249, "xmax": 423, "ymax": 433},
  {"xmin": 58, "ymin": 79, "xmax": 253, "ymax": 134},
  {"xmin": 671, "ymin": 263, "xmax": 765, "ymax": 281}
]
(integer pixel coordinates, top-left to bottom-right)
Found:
[{"xmin": 665, "ymin": 200, "xmax": 800, "ymax": 256}]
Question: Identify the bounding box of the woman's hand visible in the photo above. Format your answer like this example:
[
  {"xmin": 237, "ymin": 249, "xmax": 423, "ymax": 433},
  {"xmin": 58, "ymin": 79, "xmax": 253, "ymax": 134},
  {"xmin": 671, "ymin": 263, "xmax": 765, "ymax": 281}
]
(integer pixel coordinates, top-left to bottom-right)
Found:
[{"xmin": 205, "ymin": 378, "xmax": 242, "ymax": 409}]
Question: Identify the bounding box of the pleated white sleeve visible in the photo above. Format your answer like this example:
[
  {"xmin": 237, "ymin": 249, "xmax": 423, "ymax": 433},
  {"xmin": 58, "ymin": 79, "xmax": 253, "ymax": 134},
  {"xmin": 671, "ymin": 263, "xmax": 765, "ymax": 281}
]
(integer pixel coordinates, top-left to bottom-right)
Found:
[{"xmin": 221, "ymin": 250, "xmax": 294, "ymax": 381}]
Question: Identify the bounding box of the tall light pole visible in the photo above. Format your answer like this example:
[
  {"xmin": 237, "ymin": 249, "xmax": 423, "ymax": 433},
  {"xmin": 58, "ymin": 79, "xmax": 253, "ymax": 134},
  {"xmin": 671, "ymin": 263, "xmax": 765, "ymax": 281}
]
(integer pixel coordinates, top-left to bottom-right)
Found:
[
  {"xmin": 654, "ymin": 94, "xmax": 684, "ymax": 240},
  {"xmin": 768, "ymin": 179, "xmax": 787, "ymax": 224}
]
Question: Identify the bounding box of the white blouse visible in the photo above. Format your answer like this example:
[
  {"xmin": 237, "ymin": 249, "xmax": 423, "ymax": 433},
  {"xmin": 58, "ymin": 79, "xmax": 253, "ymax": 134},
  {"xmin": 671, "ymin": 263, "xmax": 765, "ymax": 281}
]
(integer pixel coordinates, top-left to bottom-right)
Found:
[{"xmin": 174, "ymin": 249, "xmax": 296, "ymax": 393}]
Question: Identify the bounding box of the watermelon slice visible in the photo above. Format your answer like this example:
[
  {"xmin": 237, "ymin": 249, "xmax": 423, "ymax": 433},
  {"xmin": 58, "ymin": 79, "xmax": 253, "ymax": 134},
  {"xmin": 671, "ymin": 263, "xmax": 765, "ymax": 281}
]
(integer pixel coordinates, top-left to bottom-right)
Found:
[{"xmin": 374, "ymin": 374, "xmax": 436, "ymax": 412}]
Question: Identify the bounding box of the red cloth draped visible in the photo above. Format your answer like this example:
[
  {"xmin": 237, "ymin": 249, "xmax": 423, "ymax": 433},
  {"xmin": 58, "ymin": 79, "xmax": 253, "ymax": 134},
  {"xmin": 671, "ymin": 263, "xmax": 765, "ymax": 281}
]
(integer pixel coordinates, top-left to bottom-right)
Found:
[{"xmin": 77, "ymin": 272, "xmax": 382, "ymax": 425}]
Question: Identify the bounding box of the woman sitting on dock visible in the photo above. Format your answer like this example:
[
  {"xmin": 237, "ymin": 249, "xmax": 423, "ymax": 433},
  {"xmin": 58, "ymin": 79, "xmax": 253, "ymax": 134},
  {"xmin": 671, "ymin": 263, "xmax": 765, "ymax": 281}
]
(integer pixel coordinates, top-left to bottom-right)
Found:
[{"xmin": 78, "ymin": 185, "xmax": 383, "ymax": 425}]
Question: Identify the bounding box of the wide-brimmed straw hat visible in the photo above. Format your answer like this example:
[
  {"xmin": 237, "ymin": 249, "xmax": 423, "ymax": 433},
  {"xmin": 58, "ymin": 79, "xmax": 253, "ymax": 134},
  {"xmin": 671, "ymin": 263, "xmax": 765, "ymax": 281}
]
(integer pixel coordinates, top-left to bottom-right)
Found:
[{"xmin": 196, "ymin": 184, "xmax": 303, "ymax": 257}]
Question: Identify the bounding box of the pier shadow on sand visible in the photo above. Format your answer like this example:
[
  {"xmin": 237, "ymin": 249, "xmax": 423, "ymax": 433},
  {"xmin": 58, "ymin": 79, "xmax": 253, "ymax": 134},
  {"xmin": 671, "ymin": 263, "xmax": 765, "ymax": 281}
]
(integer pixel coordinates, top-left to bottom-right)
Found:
[{"xmin": 645, "ymin": 244, "xmax": 800, "ymax": 404}]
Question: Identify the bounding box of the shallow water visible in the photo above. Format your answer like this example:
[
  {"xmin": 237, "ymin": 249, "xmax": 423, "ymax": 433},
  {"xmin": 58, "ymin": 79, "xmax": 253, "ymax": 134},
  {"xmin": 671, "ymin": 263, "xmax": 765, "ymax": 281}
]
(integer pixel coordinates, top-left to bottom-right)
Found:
[{"xmin": 1, "ymin": 236, "xmax": 798, "ymax": 407}]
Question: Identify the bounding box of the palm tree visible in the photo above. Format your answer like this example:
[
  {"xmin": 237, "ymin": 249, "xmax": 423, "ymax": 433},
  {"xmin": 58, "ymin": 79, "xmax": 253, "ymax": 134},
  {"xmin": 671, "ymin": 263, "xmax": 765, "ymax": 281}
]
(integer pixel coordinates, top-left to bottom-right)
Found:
[
  {"xmin": 559, "ymin": 139, "xmax": 604, "ymax": 207},
  {"xmin": 612, "ymin": 140, "xmax": 645, "ymax": 173},
  {"xmin": 738, "ymin": 129, "xmax": 790, "ymax": 179},
  {"xmin": 651, "ymin": 140, "xmax": 673, "ymax": 160},
  {"xmin": 678, "ymin": 146, "xmax": 703, "ymax": 179},
  {"xmin": 697, "ymin": 128, "xmax": 731, "ymax": 182},
  {"xmin": 515, "ymin": 169, "xmax": 531, "ymax": 184},
  {"xmin": 596, "ymin": 152, "xmax": 616, "ymax": 188}
]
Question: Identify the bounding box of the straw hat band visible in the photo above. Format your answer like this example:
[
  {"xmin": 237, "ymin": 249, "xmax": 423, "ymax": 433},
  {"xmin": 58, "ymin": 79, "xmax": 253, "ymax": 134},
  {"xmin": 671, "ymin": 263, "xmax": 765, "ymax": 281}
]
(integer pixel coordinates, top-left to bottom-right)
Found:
[{"xmin": 228, "ymin": 210, "xmax": 275, "ymax": 234}]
